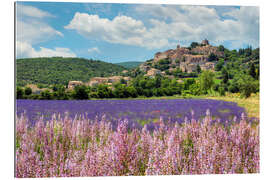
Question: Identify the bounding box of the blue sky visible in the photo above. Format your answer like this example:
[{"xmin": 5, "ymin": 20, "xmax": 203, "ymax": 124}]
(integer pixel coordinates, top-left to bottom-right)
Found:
[{"xmin": 16, "ymin": 2, "xmax": 259, "ymax": 63}]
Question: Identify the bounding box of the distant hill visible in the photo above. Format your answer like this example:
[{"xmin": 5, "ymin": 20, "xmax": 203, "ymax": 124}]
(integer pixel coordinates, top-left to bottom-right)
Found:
[
  {"xmin": 115, "ymin": 61, "xmax": 143, "ymax": 69},
  {"xmin": 16, "ymin": 57, "xmax": 126, "ymax": 86}
]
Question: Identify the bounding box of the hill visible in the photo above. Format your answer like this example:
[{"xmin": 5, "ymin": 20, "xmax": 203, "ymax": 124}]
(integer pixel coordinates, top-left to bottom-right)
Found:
[
  {"xmin": 16, "ymin": 57, "xmax": 126, "ymax": 86},
  {"xmin": 115, "ymin": 61, "xmax": 143, "ymax": 69}
]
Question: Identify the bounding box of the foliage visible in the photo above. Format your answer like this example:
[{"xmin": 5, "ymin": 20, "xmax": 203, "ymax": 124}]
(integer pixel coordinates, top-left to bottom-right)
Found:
[
  {"xmin": 196, "ymin": 64, "xmax": 201, "ymax": 73},
  {"xmin": 221, "ymin": 67, "xmax": 229, "ymax": 84},
  {"xmin": 40, "ymin": 90, "xmax": 52, "ymax": 100},
  {"xmin": 16, "ymin": 57, "xmax": 126, "ymax": 86},
  {"xmin": 16, "ymin": 87, "xmax": 24, "ymax": 99},
  {"xmin": 236, "ymin": 74, "xmax": 259, "ymax": 98},
  {"xmin": 218, "ymin": 45, "xmax": 225, "ymax": 52},
  {"xmin": 24, "ymin": 87, "xmax": 32, "ymax": 96},
  {"xmin": 208, "ymin": 53, "xmax": 218, "ymax": 61},
  {"xmin": 199, "ymin": 70, "xmax": 215, "ymax": 93},
  {"xmin": 215, "ymin": 59, "xmax": 224, "ymax": 71},
  {"xmin": 73, "ymin": 85, "xmax": 89, "ymax": 100},
  {"xmin": 190, "ymin": 42, "xmax": 200, "ymax": 49}
]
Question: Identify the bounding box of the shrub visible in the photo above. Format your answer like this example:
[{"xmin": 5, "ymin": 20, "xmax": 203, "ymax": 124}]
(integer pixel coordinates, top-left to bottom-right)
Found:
[{"xmin": 24, "ymin": 87, "xmax": 32, "ymax": 96}]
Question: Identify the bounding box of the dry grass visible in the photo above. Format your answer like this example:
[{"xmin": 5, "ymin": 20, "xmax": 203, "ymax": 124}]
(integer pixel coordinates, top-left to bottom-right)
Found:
[{"xmin": 206, "ymin": 93, "xmax": 260, "ymax": 118}]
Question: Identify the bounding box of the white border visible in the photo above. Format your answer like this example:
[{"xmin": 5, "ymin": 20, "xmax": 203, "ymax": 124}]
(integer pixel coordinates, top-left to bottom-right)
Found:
[{"xmin": 1, "ymin": 0, "xmax": 270, "ymax": 180}]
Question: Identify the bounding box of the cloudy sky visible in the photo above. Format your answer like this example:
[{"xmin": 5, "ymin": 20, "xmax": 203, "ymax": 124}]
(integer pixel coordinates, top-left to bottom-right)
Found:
[{"xmin": 16, "ymin": 2, "xmax": 259, "ymax": 63}]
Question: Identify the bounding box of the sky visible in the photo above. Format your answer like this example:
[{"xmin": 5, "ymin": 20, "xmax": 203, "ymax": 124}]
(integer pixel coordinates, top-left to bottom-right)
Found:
[{"xmin": 16, "ymin": 1, "xmax": 259, "ymax": 63}]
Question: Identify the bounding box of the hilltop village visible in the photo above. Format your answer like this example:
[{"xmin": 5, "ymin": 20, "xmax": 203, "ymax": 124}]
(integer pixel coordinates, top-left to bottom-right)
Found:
[{"xmin": 67, "ymin": 39, "xmax": 224, "ymax": 89}]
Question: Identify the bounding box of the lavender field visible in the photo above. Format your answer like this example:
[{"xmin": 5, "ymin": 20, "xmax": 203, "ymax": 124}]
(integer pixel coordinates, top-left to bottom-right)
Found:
[
  {"xmin": 16, "ymin": 111, "xmax": 259, "ymax": 177},
  {"xmin": 15, "ymin": 99, "xmax": 259, "ymax": 177},
  {"xmin": 16, "ymin": 99, "xmax": 247, "ymax": 130}
]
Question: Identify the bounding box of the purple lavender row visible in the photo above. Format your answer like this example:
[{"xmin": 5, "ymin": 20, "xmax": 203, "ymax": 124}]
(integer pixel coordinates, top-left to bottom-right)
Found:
[{"xmin": 16, "ymin": 99, "xmax": 247, "ymax": 130}]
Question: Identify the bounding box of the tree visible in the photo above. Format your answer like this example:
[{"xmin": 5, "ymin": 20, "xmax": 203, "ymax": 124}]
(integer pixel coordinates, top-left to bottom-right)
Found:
[
  {"xmin": 208, "ymin": 53, "xmax": 218, "ymax": 61},
  {"xmin": 24, "ymin": 87, "xmax": 32, "ymax": 96},
  {"xmin": 73, "ymin": 85, "xmax": 89, "ymax": 99},
  {"xmin": 154, "ymin": 75, "xmax": 162, "ymax": 88},
  {"xmin": 199, "ymin": 70, "xmax": 215, "ymax": 93},
  {"xmin": 190, "ymin": 42, "xmax": 200, "ymax": 49},
  {"xmin": 126, "ymin": 86, "xmax": 138, "ymax": 98},
  {"xmin": 221, "ymin": 67, "xmax": 229, "ymax": 84},
  {"xmin": 16, "ymin": 87, "xmax": 24, "ymax": 99},
  {"xmin": 237, "ymin": 74, "xmax": 258, "ymax": 98},
  {"xmin": 97, "ymin": 84, "xmax": 113, "ymax": 98},
  {"xmin": 218, "ymin": 45, "xmax": 225, "ymax": 52},
  {"xmin": 215, "ymin": 59, "xmax": 224, "ymax": 71},
  {"xmin": 249, "ymin": 63, "xmax": 256, "ymax": 79},
  {"xmin": 196, "ymin": 64, "xmax": 201, "ymax": 73}
]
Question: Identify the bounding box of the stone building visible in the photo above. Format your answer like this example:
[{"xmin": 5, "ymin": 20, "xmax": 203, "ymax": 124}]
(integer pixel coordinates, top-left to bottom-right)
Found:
[{"xmin": 68, "ymin": 81, "xmax": 83, "ymax": 90}]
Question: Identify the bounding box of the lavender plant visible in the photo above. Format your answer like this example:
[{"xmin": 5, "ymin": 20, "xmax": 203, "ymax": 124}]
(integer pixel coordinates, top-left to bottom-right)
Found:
[{"xmin": 15, "ymin": 111, "xmax": 259, "ymax": 178}]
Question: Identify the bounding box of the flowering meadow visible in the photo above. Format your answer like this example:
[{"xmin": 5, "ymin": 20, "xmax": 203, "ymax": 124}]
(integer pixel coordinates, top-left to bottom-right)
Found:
[{"xmin": 15, "ymin": 109, "xmax": 259, "ymax": 178}]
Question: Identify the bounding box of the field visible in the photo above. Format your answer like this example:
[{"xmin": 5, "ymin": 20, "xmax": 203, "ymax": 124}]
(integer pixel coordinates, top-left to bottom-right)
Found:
[
  {"xmin": 16, "ymin": 111, "xmax": 259, "ymax": 177},
  {"xmin": 16, "ymin": 99, "xmax": 248, "ymax": 130},
  {"xmin": 15, "ymin": 98, "xmax": 259, "ymax": 177}
]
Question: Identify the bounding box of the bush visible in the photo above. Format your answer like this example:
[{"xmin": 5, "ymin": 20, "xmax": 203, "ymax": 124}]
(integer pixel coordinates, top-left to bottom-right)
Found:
[
  {"xmin": 218, "ymin": 86, "xmax": 226, "ymax": 96},
  {"xmin": 16, "ymin": 87, "xmax": 24, "ymax": 99},
  {"xmin": 40, "ymin": 90, "xmax": 52, "ymax": 100},
  {"xmin": 237, "ymin": 74, "xmax": 258, "ymax": 98},
  {"xmin": 24, "ymin": 87, "xmax": 32, "ymax": 96},
  {"xmin": 73, "ymin": 85, "xmax": 89, "ymax": 99}
]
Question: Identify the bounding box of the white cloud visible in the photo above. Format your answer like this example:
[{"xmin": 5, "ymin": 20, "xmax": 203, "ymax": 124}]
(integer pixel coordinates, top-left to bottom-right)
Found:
[
  {"xmin": 16, "ymin": 4, "xmax": 54, "ymax": 18},
  {"xmin": 65, "ymin": 13, "xmax": 170, "ymax": 49},
  {"xmin": 65, "ymin": 5, "xmax": 259, "ymax": 49},
  {"xmin": 88, "ymin": 47, "xmax": 100, "ymax": 54},
  {"xmin": 16, "ymin": 41, "xmax": 76, "ymax": 58},
  {"xmin": 65, "ymin": 13, "xmax": 154, "ymax": 47},
  {"xmin": 16, "ymin": 20, "xmax": 63, "ymax": 45},
  {"xmin": 16, "ymin": 4, "xmax": 74, "ymax": 58},
  {"xmin": 16, "ymin": 4, "xmax": 63, "ymax": 45}
]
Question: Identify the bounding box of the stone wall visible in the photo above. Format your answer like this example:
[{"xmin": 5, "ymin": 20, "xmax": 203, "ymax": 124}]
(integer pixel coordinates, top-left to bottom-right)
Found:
[
  {"xmin": 183, "ymin": 54, "xmax": 208, "ymax": 63},
  {"xmin": 191, "ymin": 45, "xmax": 224, "ymax": 57}
]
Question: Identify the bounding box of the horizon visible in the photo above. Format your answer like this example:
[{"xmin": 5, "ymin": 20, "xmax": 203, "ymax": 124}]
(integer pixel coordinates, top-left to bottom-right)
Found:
[{"xmin": 16, "ymin": 2, "xmax": 259, "ymax": 63}]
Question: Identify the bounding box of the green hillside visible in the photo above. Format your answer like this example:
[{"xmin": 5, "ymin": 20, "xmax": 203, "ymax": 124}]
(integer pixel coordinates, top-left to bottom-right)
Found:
[
  {"xmin": 115, "ymin": 61, "xmax": 143, "ymax": 69},
  {"xmin": 16, "ymin": 57, "xmax": 126, "ymax": 86}
]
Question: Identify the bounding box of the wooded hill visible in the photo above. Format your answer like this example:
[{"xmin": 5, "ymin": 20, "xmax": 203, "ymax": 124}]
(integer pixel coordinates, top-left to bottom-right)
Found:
[
  {"xmin": 115, "ymin": 61, "xmax": 143, "ymax": 69},
  {"xmin": 16, "ymin": 57, "xmax": 126, "ymax": 87}
]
